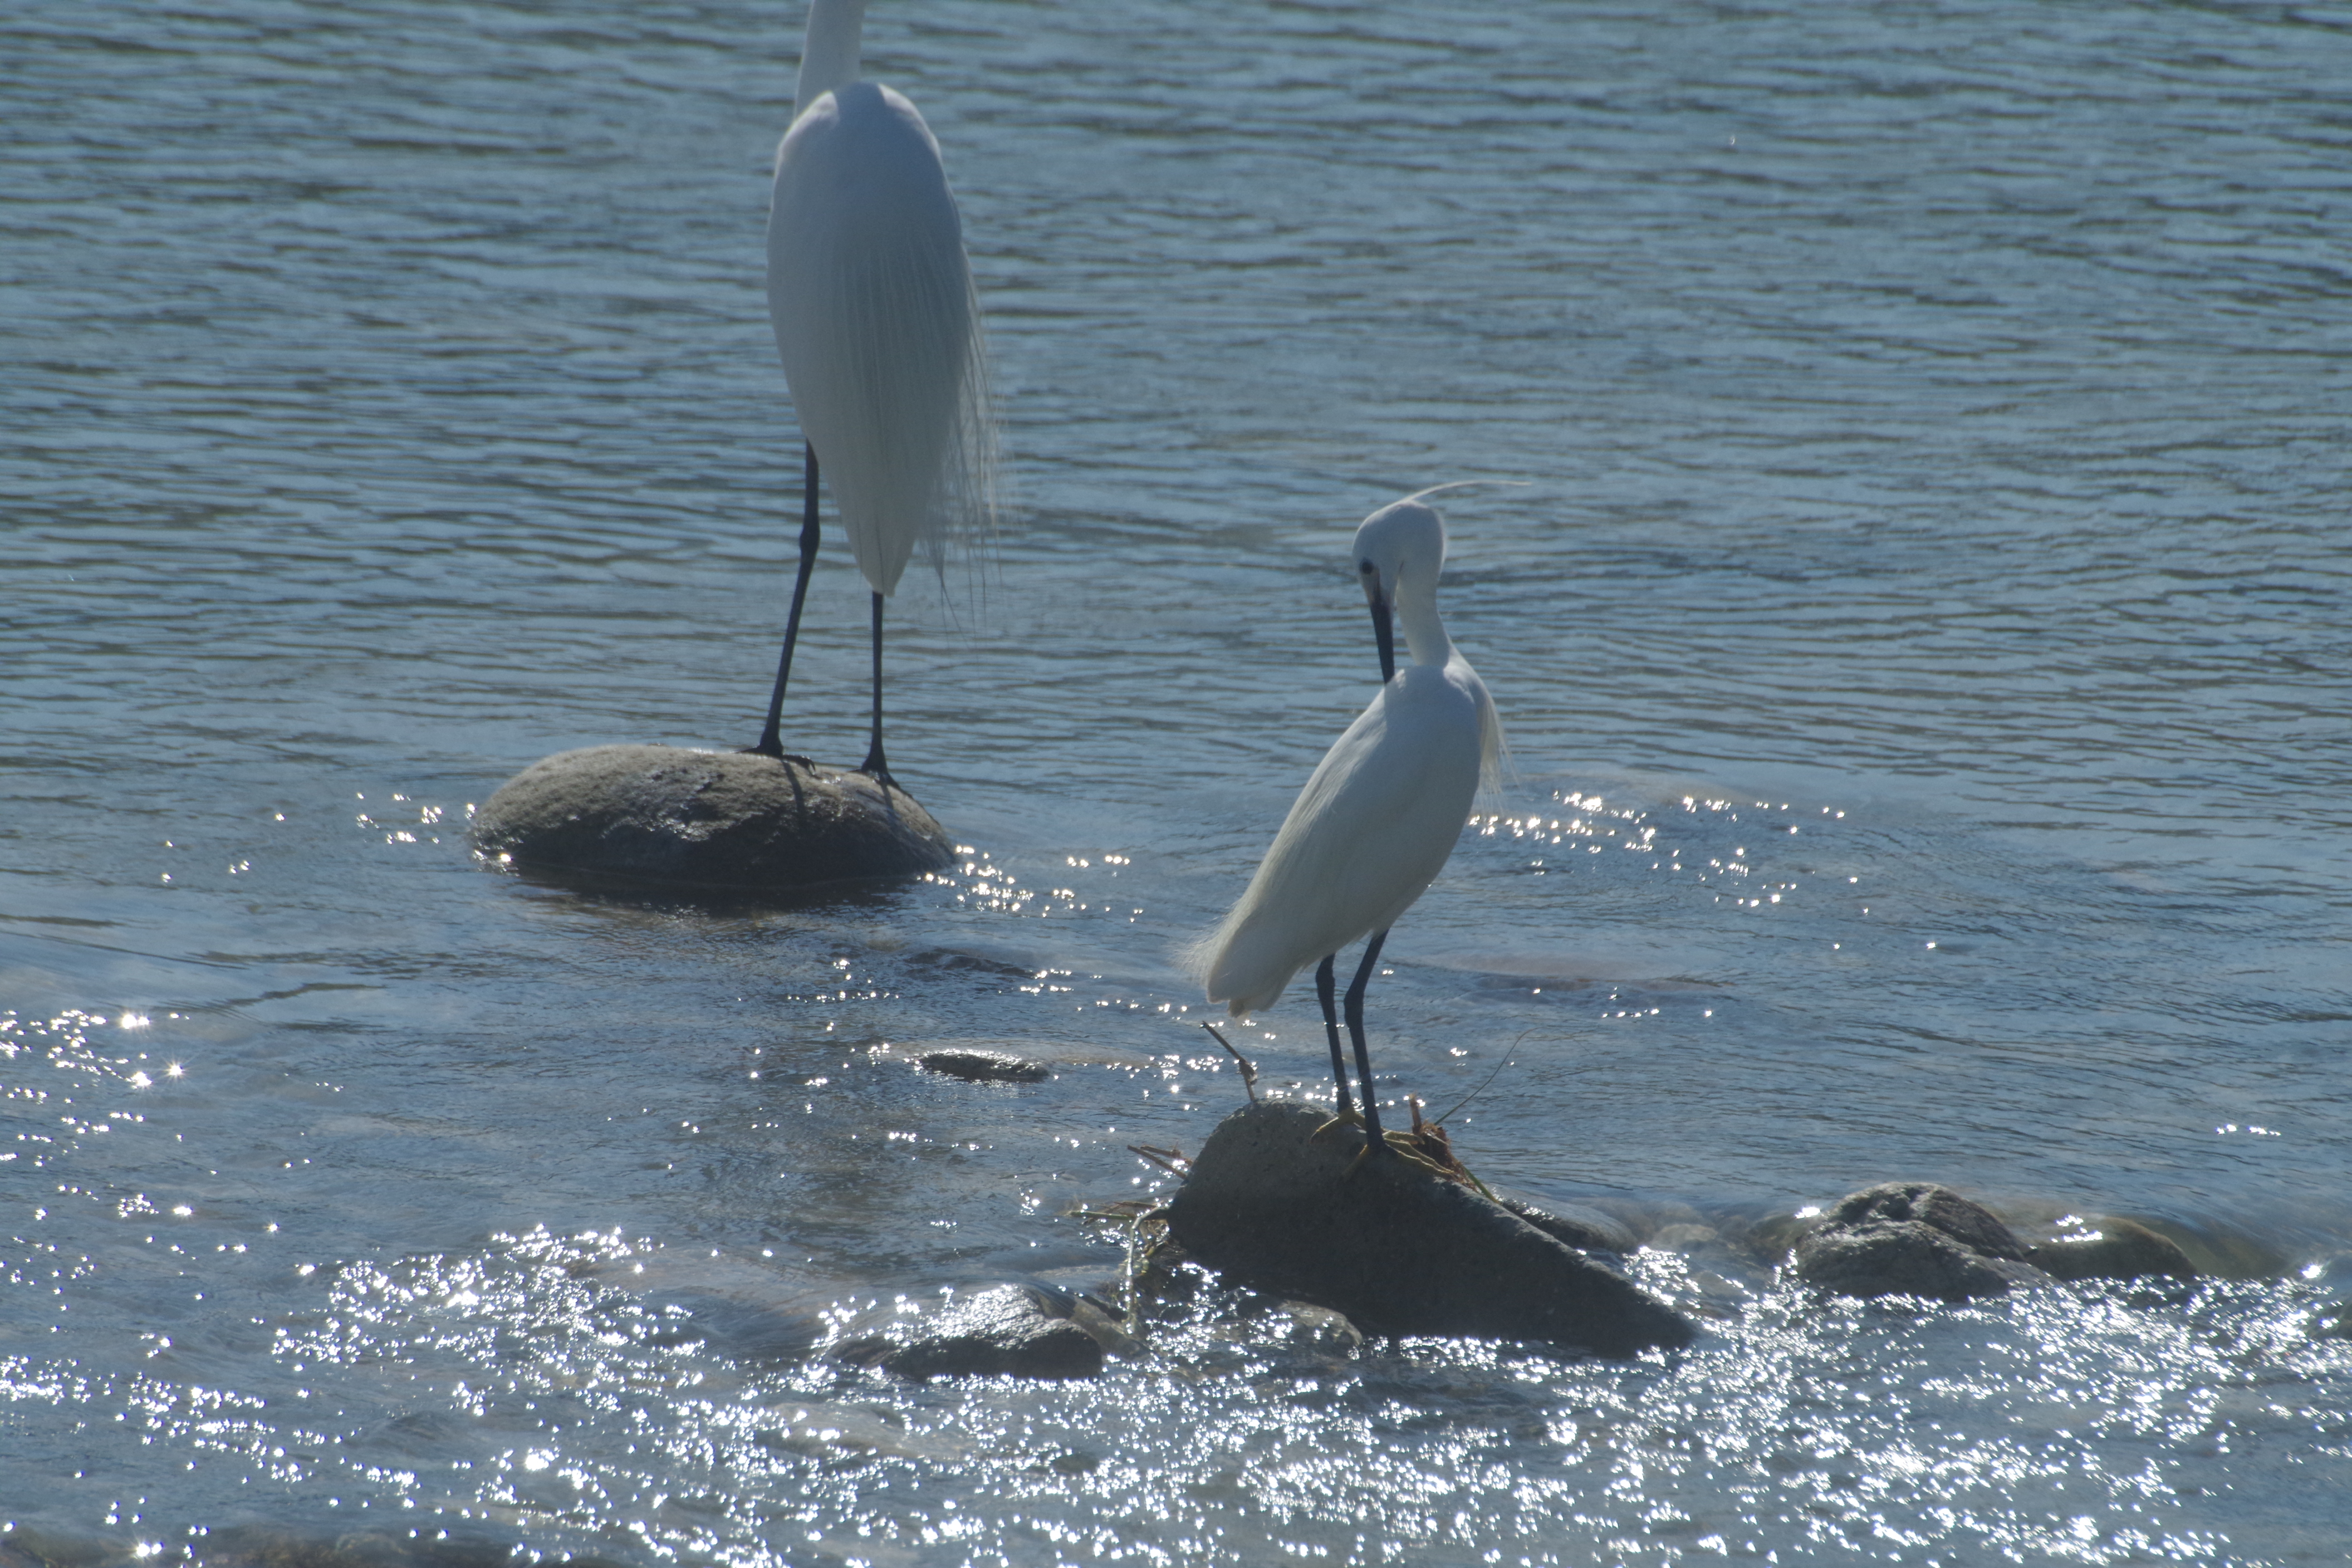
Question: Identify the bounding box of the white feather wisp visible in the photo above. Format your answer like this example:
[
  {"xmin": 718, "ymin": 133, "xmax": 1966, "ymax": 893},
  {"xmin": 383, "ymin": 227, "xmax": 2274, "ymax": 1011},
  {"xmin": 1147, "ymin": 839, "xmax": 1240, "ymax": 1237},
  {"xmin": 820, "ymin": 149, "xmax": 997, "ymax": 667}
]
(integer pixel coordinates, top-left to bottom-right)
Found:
[{"xmin": 767, "ymin": 80, "xmax": 996, "ymax": 597}]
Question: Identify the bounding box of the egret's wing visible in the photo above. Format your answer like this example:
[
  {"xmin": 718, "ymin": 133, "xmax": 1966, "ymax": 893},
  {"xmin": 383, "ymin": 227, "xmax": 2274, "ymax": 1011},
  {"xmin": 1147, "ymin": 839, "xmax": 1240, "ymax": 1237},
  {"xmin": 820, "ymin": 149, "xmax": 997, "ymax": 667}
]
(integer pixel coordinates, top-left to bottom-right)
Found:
[
  {"xmin": 768, "ymin": 82, "xmax": 994, "ymax": 596},
  {"xmin": 1199, "ymin": 674, "xmax": 1484, "ymax": 1014}
]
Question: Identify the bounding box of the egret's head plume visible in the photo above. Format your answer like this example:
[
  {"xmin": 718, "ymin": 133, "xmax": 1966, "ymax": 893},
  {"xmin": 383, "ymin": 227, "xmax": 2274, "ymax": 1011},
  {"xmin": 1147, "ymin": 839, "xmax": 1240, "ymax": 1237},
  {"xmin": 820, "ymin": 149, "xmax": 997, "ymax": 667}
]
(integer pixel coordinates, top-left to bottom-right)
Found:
[{"xmin": 1395, "ymin": 479, "xmax": 1530, "ymax": 508}]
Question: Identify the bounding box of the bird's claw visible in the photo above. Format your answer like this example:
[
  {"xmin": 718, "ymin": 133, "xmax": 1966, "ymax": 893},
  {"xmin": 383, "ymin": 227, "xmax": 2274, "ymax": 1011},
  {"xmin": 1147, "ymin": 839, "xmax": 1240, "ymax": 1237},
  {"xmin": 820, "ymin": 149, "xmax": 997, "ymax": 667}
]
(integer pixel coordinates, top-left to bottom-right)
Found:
[
  {"xmin": 1341, "ymin": 1128, "xmax": 1399, "ymax": 1178},
  {"xmin": 1310, "ymin": 1110, "xmax": 1365, "ymax": 1143}
]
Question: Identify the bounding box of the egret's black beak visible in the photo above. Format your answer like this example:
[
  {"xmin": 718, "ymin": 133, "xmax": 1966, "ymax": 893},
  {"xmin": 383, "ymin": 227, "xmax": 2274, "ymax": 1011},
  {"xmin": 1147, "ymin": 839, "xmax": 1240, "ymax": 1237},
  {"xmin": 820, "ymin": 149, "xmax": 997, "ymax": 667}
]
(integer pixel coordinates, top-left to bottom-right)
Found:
[{"xmin": 1368, "ymin": 590, "xmax": 1395, "ymax": 684}]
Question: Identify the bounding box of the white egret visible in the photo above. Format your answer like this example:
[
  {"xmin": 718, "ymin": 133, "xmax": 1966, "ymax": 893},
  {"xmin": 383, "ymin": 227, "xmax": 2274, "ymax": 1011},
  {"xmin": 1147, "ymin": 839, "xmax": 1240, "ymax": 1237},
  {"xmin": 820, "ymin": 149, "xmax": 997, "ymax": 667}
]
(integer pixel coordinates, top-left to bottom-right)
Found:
[
  {"xmin": 751, "ymin": 0, "xmax": 994, "ymax": 780},
  {"xmin": 1196, "ymin": 488, "xmax": 1506, "ymax": 1153}
]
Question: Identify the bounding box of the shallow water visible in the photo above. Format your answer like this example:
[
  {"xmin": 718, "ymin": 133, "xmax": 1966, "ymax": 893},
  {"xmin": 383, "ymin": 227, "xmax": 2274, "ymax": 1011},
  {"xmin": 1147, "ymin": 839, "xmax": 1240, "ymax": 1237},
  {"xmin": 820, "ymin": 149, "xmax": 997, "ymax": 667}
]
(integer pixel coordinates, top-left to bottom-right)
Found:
[{"xmin": 4, "ymin": 0, "xmax": 2350, "ymax": 1562}]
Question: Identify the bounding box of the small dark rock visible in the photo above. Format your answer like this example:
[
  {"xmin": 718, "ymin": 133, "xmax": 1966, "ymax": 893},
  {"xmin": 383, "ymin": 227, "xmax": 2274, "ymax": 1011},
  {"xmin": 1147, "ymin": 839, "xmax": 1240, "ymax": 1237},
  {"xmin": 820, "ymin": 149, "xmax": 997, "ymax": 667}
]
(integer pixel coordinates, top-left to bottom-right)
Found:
[
  {"xmin": 1165, "ymin": 1101, "xmax": 1694, "ymax": 1355},
  {"xmin": 1794, "ymin": 1182, "xmax": 2051, "ymax": 1302},
  {"xmin": 2025, "ymin": 1217, "xmax": 2200, "ymax": 1283},
  {"xmin": 881, "ymin": 1285, "xmax": 1105, "ymax": 1380},
  {"xmin": 471, "ymin": 743, "xmax": 954, "ymax": 893},
  {"xmin": 917, "ymin": 1048, "xmax": 1051, "ymax": 1084}
]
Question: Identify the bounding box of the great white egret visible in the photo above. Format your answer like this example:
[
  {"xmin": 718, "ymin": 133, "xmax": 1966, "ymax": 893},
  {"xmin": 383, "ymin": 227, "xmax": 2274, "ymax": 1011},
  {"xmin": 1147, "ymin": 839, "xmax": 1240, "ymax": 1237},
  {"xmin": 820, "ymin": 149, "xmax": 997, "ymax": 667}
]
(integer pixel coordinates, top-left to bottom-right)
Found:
[
  {"xmin": 1197, "ymin": 489, "xmax": 1505, "ymax": 1152},
  {"xmin": 752, "ymin": 0, "xmax": 994, "ymax": 780}
]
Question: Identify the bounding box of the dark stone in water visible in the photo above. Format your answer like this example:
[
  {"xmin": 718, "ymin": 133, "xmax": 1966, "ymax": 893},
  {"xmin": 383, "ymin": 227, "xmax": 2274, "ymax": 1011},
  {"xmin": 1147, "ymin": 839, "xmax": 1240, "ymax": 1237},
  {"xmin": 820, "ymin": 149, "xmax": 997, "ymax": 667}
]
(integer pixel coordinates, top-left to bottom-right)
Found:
[
  {"xmin": 1794, "ymin": 1182, "xmax": 2052, "ymax": 1301},
  {"xmin": 918, "ymin": 1048, "xmax": 1052, "ymax": 1084},
  {"xmin": 881, "ymin": 1284, "xmax": 1108, "ymax": 1380},
  {"xmin": 470, "ymin": 743, "xmax": 954, "ymax": 893},
  {"xmin": 2023, "ymin": 1216, "xmax": 2200, "ymax": 1283},
  {"xmin": 1164, "ymin": 1101, "xmax": 1694, "ymax": 1356}
]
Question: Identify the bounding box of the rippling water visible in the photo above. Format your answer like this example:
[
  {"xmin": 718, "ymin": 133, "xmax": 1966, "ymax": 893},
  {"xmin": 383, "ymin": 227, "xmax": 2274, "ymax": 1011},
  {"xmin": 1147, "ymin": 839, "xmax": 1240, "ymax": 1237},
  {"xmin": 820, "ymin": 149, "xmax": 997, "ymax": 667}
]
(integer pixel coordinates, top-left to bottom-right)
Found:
[{"xmin": 5, "ymin": 1, "xmax": 2350, "ymax": 1562}]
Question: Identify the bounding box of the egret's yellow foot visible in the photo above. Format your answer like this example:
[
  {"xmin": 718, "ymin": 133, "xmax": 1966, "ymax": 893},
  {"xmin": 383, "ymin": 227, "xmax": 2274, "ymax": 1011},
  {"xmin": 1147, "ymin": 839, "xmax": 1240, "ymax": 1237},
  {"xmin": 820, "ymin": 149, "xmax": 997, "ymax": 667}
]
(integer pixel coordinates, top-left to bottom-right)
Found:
[{"xmin": 1310, "ymin": 1110, "xmax": 1366, "ymax": 1143}]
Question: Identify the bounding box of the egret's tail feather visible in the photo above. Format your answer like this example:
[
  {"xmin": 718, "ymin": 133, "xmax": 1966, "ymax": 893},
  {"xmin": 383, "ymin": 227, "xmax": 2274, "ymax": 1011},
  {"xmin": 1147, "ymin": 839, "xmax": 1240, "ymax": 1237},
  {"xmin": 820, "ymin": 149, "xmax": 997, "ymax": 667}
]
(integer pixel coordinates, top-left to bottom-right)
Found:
[{"xmin": 1183, "ymin": 914, "xmax": 1293, "ymax": 1020}]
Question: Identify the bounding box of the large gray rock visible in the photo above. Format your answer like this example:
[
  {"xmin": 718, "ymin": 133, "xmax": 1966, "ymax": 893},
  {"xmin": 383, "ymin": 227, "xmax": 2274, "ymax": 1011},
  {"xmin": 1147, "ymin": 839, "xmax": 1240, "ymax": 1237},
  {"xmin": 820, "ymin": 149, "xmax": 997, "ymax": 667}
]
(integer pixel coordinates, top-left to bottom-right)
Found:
[
  {"xmin": 471, "ymin": 744, "xmax": 954, "ymax": 892},
  {"xmin": 1793, "ymin": 1182, "xmax": 2052, "ymax": 1301},
  {"xmin": 1165, "ymin": 1101, "xmax": 1694, "ymax": 1356}
]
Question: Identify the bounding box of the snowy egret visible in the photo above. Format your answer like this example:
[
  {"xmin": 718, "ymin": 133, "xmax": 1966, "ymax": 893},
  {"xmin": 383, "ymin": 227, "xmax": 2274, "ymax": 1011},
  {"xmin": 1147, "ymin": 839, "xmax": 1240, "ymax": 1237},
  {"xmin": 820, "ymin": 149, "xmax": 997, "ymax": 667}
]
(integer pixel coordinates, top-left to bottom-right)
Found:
[
  {"xmin": 751, "ymin": 0, "xmax": 994, "ymax": 780},
  {"xmin": 1196, "ymin": 488, "xmax": 1505, "ymax": 1151}
]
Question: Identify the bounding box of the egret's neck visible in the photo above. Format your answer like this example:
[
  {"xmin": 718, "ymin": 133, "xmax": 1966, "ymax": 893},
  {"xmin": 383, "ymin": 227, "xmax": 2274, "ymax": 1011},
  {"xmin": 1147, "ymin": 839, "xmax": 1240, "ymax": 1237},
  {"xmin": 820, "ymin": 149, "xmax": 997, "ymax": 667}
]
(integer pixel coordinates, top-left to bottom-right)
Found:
[
  {"xmin": 793, "ymin": 0, "xmax": 866, "ymax": 120},
  {"xmin": 1395, "ymin": 576, "xmax": 1453, "ymax": 668}
]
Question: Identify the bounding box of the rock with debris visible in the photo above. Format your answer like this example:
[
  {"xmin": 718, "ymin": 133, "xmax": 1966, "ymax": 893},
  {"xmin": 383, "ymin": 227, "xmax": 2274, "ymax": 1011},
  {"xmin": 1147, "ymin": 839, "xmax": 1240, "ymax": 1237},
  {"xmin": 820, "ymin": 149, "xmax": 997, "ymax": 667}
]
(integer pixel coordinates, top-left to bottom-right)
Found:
[
  {"xmin": 1164, "ymin": 1101, "xmax": 1694, "ymax": 1356},
  {"xmin": 471, "ymin": 743, "xmax": 954, "ymax": 893},
  {"xmin": 918, "ymin": 1049, "xmax": 1051, "ymax": 1084},
  {"xmin": 880, "ymin": 1285, "xmax": 1112, "ymax": 1381},
  {"xmin": 1793, "ymin": 1182, "xmax": 2052, "ymax": 1301},
  {"xmin": 2022, "ymin": 1216, "xmax": 2199, "ymax": 1283}
]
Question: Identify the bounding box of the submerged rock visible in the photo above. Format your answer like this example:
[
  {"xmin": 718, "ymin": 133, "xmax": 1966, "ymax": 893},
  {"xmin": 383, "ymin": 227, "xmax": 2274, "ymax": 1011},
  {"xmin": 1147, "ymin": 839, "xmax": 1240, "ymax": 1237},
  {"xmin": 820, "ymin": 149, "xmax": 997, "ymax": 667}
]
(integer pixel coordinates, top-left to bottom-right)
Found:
[
  {"xmin": 470, "ymin": 743, "xmax": 954, "ymax": 893},
  {"xmin": 750, "ymin": 1401, "xmax": 973, "ymax": 1464},
  {"xmin": 918, "ymin": 1048, "xmax": 1051, "ymax": 1084},
  {"xmin": 1494, "ymin": 1193, "xmax": 1640, "ymax": 1256},
  {"xmin": 1793, "ymin": 1182, "xmax": 2052, "ymax": 1301},
  {"xmin": 1164, "ymin": 1101, "xmax": 1694, "ymax": 1356},
  {"xmin": 879, "ymin": 1285, "xmax": 1110, "ymax": 1381},
  {"xmin": 2023, "ymin": 1216, "xmax": 2200, "ymax": 1283},
  {"xmin": 1260, "ymin": 1298, "xmax": 1366, "ymax": 1355}
]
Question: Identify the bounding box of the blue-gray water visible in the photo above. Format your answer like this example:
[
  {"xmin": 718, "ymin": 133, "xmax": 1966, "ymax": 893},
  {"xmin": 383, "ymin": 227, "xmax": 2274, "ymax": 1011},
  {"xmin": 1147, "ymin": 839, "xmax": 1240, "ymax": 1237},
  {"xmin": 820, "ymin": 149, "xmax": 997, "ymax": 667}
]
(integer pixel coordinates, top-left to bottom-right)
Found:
[{"xmin": 5, "ymin": 1, "xmax": 2350, "ymax": 1562}]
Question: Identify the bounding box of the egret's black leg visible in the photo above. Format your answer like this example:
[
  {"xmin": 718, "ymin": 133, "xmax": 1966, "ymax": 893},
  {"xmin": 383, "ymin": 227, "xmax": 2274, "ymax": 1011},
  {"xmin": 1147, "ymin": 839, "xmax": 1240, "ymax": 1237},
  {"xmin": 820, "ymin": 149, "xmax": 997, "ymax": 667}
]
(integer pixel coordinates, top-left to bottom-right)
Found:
[
  {"xmin": 749, "ymin": 443, "xmax": 821, "ymax": 759},
  {"xmin": 1315, "ymin": 953, "xmax": 1354, "ymax": 1115},
  {"xmin": 1342, "ymin": 929, "xmax": 1391, "ymax": 1151},
  {"xmin": 859, "ymin": 590, "xmax": 890, "ymax": 782}
]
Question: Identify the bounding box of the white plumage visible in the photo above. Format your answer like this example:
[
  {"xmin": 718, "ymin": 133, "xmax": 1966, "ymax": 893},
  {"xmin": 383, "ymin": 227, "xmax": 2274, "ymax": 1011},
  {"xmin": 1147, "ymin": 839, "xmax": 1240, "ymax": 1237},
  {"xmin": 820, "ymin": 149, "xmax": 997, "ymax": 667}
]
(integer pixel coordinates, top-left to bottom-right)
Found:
[
  {"xmin": 1199, "ymin": 495, "xmax": 1501, "ymax": 1018},
  {"xmin": 767, "ymin": 73, "xmax": 992, "ymax": 595},
  {"xmin": 749, "ymin": 0, "xmax": 994, "ymax": 771}
]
